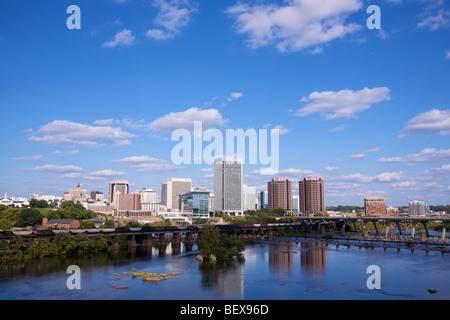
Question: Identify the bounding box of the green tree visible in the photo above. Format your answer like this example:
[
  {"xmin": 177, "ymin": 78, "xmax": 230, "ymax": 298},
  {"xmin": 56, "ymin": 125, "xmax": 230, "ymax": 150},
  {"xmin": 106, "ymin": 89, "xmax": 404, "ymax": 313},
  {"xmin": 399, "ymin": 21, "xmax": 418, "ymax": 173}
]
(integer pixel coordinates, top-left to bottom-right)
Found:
[
  {"xmin": 103, "ymin": 220, "xmax": 114, "ymax": 228},
  {"xmin": 15, "ymin": 209, "xmax": 43, "ymax": 227},
  {"xmin": 0, "ymin": 219, "xmax": 12, "ymax": 231},
  {"xmin": 29, "ymin": 199, "xmax": 48, "ymax": 209},
  {"xmin": 198, "ymin": 224, "xmax": 221, "ymax": 257}
]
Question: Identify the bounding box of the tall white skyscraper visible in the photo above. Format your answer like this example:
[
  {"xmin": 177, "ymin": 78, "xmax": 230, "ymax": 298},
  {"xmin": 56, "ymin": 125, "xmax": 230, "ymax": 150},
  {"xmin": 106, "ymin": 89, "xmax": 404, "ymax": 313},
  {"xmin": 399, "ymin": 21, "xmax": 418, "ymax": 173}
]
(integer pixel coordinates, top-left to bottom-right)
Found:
[
  {"xmin": 243, "ymin": 184, "xmax": 257, "ymax": 211},
  {"xmin": 214, "ymin": 157, "xmax": 244, "ymax": 215},
  {"xmin": 161, "ymin": 178, "xmax": 192, "ymax": 211}
]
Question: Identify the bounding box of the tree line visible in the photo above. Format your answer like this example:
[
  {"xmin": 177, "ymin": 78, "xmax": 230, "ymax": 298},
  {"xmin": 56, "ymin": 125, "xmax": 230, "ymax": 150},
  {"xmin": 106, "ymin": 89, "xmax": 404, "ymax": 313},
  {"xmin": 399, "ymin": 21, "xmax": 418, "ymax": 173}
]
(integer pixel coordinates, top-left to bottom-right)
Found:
[{"xmin": 0, "ymin": 201, "xmax": 101, "ymax": 230}]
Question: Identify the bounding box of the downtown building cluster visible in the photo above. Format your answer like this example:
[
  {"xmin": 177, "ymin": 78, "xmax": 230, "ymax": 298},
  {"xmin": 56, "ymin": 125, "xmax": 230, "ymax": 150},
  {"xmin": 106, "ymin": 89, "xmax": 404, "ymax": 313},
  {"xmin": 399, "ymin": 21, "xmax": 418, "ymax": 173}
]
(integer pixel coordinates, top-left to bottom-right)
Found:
[{"xmin": 1, "ymin": 157, "xmax": 444, "ymax": 222}]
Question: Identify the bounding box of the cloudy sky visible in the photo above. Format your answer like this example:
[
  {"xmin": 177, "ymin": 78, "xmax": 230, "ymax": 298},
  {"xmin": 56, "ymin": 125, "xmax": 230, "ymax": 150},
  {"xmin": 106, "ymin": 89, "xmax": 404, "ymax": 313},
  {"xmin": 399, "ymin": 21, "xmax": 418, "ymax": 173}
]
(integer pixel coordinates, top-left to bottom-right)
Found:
[{"xmin": 1, "ymin": 0, "xmax": 449, "ymax": 206}]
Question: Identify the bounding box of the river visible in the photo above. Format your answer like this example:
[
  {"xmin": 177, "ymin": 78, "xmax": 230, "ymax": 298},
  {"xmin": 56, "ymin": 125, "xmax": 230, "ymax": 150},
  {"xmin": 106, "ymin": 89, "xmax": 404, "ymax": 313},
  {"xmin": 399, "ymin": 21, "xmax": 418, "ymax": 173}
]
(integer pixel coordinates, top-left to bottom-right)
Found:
[{"xmin": 0, "ymin": 237, "xmax": 448, "ymax": 300}]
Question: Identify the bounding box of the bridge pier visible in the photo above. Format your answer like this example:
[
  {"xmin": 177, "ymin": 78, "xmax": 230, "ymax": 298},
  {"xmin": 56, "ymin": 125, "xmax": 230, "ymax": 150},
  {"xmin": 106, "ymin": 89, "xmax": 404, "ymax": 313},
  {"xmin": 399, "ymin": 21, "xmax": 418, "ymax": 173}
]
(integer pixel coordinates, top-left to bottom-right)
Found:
[
  {"xmin": 442, "ymin": 223, "xmax": 447, "ymax": 241},
  {"xmin": 411, "ymin": 224, "xmax": 416, "ymax": 239},
  {"xmin": 420, "ymin": 231, "xmax": 427, "ymax": 242},
  {"xmin": 363, "ymin": 225, "xmax": 369, "ymax": 238},
  {"xmin": 142, "ymin": 237, "xmax": 152, "ymax": 246},
  {"xmin": 389, "ymin": 228, "xmax": 396, "ymax": 240},
  {"xmin": 128, "ymin": 235, "xmax": 137, "ymax": 248}
]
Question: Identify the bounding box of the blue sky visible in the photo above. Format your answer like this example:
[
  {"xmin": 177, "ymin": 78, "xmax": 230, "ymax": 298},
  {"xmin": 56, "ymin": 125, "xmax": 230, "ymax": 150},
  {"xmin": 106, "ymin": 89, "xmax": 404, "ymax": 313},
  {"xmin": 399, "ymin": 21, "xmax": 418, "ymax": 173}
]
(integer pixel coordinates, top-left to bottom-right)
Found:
[{"xmin": 1, "ymin": 0, "xmax": 449, "ymax": 207}]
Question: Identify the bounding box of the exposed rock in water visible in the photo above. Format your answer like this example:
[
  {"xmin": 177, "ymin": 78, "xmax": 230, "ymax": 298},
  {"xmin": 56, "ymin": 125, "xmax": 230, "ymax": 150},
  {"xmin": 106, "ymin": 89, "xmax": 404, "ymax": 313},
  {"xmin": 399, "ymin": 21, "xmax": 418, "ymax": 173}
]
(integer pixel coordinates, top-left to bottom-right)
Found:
[
  {"xmin": 112, "ymin": 286, "xmax": 127, "ymax": 289},
  {"xmin": 428, "ymin": 288, "xmax": 438, "ymax": 294},
  {"xmin": 143, "ymin": 277, "xmax": 162, "ymax": 282}
]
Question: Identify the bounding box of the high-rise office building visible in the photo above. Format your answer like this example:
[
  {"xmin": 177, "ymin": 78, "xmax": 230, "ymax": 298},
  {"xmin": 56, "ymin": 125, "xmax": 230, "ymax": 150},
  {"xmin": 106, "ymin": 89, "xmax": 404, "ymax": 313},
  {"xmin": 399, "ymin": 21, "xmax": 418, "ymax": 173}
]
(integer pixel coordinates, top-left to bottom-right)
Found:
[
  {"xmin": 139, "ymin": 188, "xmax": 157, "ymax": 203},
  {"xmin": 214, "ymin": 157, "xmax": 244, "ymax": 215},
  {"xmin": 292, "ymin": 195, "xmax": 299, "ymax": 211},
  {"xmin": 161, "ymin": 178, "xmax": 192, "ymax": 211},
  {"xmin": 114, "ymin": 193, "xmax": 141, "ymax": 211},
  {"xmin": 259, "ymin": 191, "xmax": 268, "ymax": 210},
  {"xmin": 243, "ymin": 185, "xmax": 257, "ymax": 211},
  {"xmin": 299, "ymin": 176, "xmax": 325, "ymax": 216},
  {"xmin": 268, "ymin": 177, "xmax": 292, "ymax": 211},
  {"xmin": 409, "ymin": 200, "xmax": 425, "ymax": 217},
  {"xmin": 108, "ymin": 180, "xmax": 129, "ymax": 204},
  {"xmin": 364, "ymin": 196, "xmax": 386, "ymax": 217}
]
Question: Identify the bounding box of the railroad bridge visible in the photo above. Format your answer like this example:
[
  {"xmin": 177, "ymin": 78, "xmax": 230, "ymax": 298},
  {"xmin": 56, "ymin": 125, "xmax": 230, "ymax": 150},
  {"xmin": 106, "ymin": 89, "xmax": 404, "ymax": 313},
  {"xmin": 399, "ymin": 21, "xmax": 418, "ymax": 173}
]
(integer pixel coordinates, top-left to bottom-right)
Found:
[
  {"xmin": 296, "ymin": 216, "xmax": 449, "ymax": 240},
  {"xmin": 0, "ymin": 221, "xmax": 334, "ymax": 247}
]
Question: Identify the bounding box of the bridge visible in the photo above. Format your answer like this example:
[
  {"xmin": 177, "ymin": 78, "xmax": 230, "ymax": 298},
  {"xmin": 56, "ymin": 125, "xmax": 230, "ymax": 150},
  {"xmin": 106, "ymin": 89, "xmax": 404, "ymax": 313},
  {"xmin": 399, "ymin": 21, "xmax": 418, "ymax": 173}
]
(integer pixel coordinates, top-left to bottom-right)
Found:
[
  {"xmin": 1, "ymin": 217, "xmax": 448, "ymax": 245},
  {"xmin": 0, "ymin": 222, "xmax": 333, "ymax": 245},
  {"xmin": 295, "ymin": 216, "xmax": 450, "ymax": 239}
]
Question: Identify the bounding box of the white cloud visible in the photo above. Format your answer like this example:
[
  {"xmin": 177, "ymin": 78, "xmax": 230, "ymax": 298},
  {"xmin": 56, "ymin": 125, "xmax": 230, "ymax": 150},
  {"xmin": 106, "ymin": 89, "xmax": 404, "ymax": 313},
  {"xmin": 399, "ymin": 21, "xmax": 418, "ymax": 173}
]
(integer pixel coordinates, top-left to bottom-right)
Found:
[
  {"xmin": 378, "ymin": 148, "xmax": 450, "ymax": 163},
  {"xmin": 348, "ymin": 153, "xmax": 367, "ymax": 160},
  {"xmin": 327, "ymin": 182, "xmax": 362, "ymax": 190},
  {"xmin": 145, "ymin": 0, "xmax": 196, "ymax": 40},
  {"xmin": 272, "ymin": 125, "xmax": 290, "ymax": 135},
  {"xmin": 60, "ymin": 172, "xmax": 82, "ymax": 179},
  {"xmin": 417, "ymin": 8, "xmax": 450, "ymax": 30},
  {"xmin": 226, "ymin": 0, "xmax": 363, "ymax": 52},
  {"xmin": 296, "ymin": 87, "xmax": 391, "ymax": 119},
  {"xmin": 149, "ymin": 107, "xmax": 228, "ymax": 132},
  {"xmin": 85, "ymin": 170, "xmax": 125, "ymax": 180},
  {"xmin": 338, "ymin": 171, "xmax": 405, "ymax": 183},
  {"xmin": 309, "ymin": 47, "xmax": 324, "ymax": 55},
  {"xmin": 103, "ymin": 29, "xmax": 135, "ymax": 48},
  {"xmin": 250, "ymin": 168, "xmax": 313, "ymax": 176},
  {"xmin": 392, "ymin": 180, "xmax": 444, "ymax": 191},
  {"xmin": 26, "ymin": 164, "xmax": 83, "ymax": 173},
  {"xmin": 325, "ymin": 166, "xmax": 339, "ymax": 172},
  {"xmin": 113, "ymin": 155, "xmax": 182, "ymax": 172},
  {"xmin": 94, "ymin": 119, "xmax": 115, "ymax": 126},
  {"xmin": 348, "ymin": 147, "xmax": 380, "ymax": 160},
  {"xmin": 446, "ymin": 50, "xmax": 450, "ymax": 59},
  {"xmin": 12, "ymin": 155, "xmax": 42, "ymax": 161},
  {"xmin": 29, "ymin": 120, "xmax": 136, "ymax": 147},
  {"xmin": 377, "ymin": 29, "xmax": 390, "ymax": 40},
  {"xmin": 227, "ymin": 92, "xmax": 244, "ymax": 102},
  {"xmin": 328, "ymin": 124, "xmax": 346, "ymax": 132},
  {"xmin": 398, "ymin": 109, "xmax": 450, "ymax": 138}
]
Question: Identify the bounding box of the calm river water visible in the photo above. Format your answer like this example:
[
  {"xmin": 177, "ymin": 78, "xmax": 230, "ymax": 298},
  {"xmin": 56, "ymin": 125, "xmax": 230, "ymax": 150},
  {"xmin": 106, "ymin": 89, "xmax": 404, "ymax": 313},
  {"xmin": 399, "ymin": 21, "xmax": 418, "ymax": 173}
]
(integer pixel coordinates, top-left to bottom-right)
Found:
[{"xmin": 0, "ymin": 238, "xmax": 448, "ymax": 300}]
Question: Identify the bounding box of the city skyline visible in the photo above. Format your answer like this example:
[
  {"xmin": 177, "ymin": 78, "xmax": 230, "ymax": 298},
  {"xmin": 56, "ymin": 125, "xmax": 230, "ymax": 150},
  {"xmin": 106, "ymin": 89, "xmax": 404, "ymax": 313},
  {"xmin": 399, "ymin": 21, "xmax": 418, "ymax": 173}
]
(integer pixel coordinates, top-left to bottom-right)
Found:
[{"xmin": 1, "ymin": 0, "xmax": 449, "ymax": 207}]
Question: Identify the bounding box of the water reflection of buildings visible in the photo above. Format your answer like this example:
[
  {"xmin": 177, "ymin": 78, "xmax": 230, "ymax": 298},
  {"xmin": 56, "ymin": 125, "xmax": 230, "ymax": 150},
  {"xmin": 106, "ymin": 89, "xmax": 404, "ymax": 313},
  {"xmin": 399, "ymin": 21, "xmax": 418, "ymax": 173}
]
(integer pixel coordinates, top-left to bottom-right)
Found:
[
  {"xmin": 300, "ymin": 242, "xmax": 327, "ymax": 271},
  {"xmin": 199, "ymin": 259, "xmax": 244, "ymax": 299},
  {"xmin": 268, "ymin": 243, "xmax": 294, "ymax": 272}
]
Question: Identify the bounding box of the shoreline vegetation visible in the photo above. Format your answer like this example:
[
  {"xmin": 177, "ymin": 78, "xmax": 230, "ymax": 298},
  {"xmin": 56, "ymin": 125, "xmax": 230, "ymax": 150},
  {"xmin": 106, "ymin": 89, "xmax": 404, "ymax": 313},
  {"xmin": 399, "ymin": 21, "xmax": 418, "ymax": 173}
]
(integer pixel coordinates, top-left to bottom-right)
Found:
[{"xmin": 0, "ymin": 232, "xmax": 128, "ymax": 264}]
